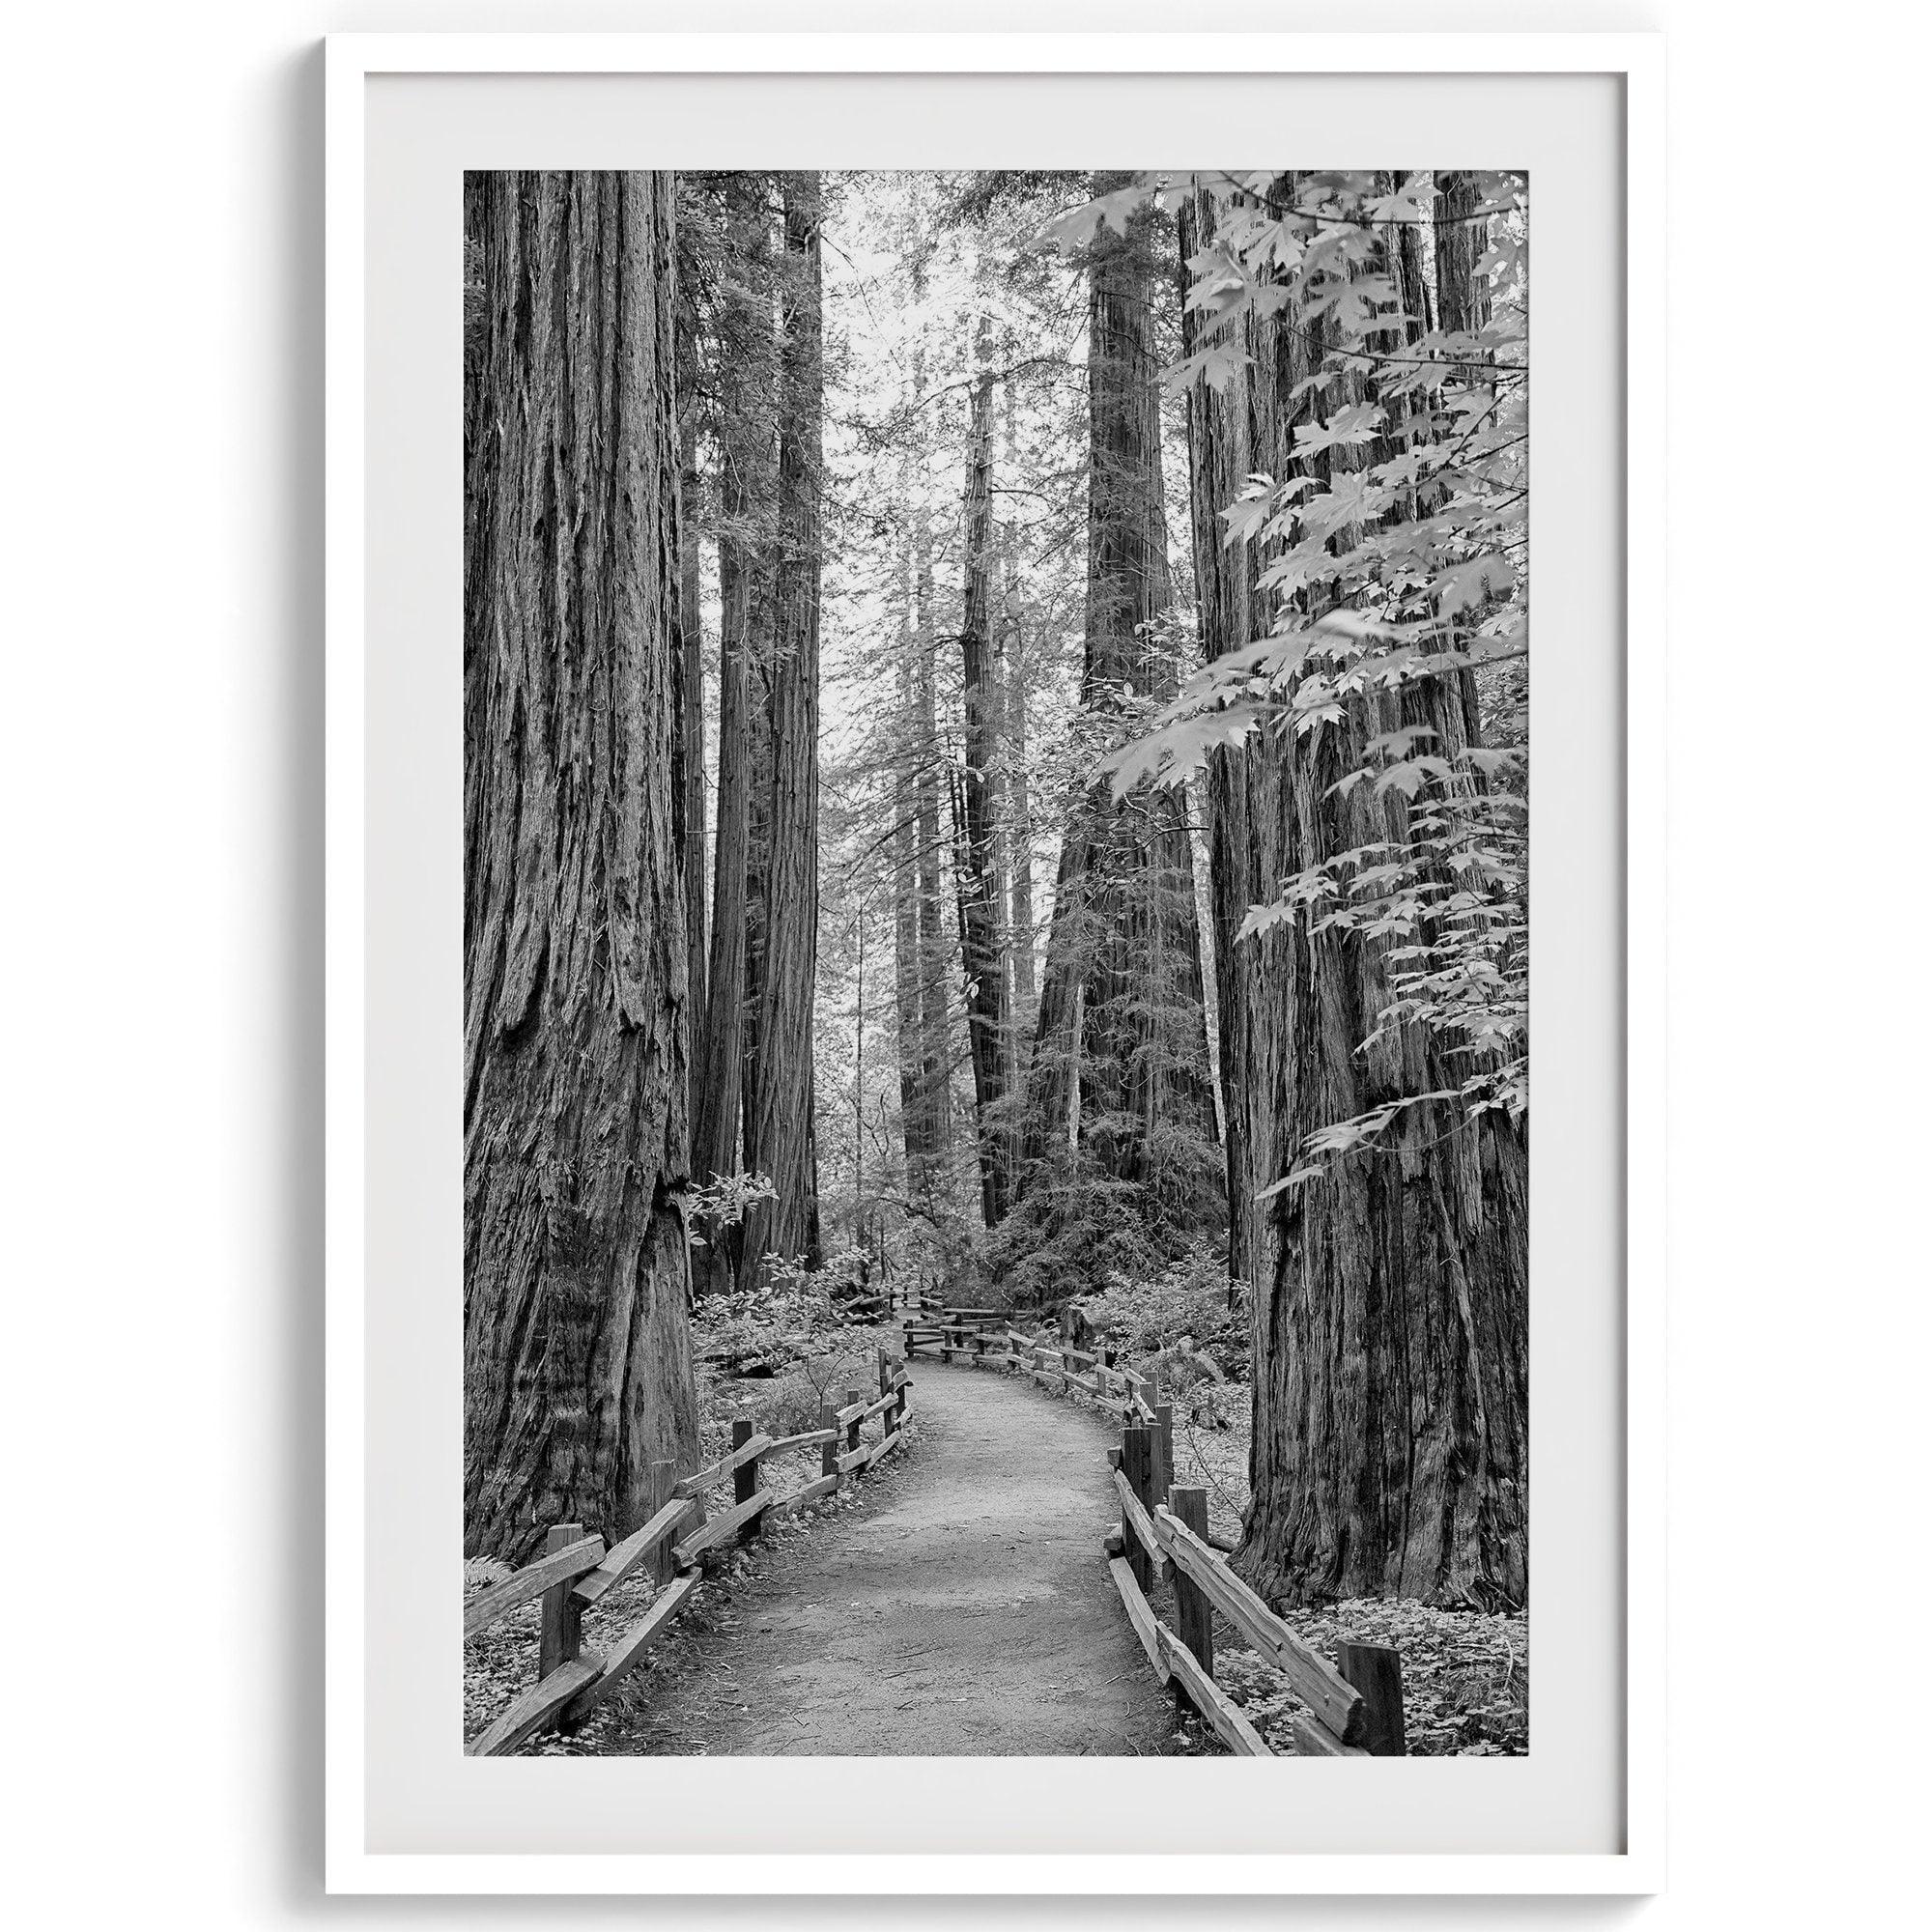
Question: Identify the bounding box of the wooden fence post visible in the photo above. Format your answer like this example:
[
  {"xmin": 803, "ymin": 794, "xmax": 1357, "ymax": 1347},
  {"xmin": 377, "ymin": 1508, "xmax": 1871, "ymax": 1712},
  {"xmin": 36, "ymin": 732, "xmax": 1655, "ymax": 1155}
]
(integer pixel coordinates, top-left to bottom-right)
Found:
[
  {"xmin": 1121, "ymin": 1426, "xmax": 1155, "ymax": 1595},
  {"xmin": 646, "ymin": 1459, "xmax": 677, "ymax": 1582},
  {"xmin": 1152, "ymin": 1386, "xmax": 1175, "ymax": 1505},
  {"xmin": 1168, "ymin": 1487, "xmax": 1213, "ymax": 1719},
  {"xmin": 844, "ymin": 1387, "xmax": 864, "ymax": 1460},
  {"xmin": 1334, "ymin": 1639, "xmax": 1406, "ymax": 1755},
  {"xmin": 819, "ymin": 1402, "xmax": 840, "ymax": 1490},
  {"xmin": 732, "ymin": 1413, "xmax": 764, "ymax": 1545},
  {"xmin": 878, "ymin": 1348, "xmax": 892, "ymax": 1400},
  {"xmin": 538, "ymin": 1522, "xmax": 584, "ymax": 1681}
]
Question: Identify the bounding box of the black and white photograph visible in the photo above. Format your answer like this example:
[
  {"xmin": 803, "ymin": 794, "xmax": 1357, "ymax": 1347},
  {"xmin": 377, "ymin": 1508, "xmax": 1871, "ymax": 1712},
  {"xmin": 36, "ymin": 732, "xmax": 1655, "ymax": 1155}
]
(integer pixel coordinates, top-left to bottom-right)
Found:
[
  {"xmin": 24, "ymin": 0, "xmax": 1932, "ymax": 1914},
  {"xmin": 462, "ymin": 165, "xmax": 1530, "ymax": 1761}
]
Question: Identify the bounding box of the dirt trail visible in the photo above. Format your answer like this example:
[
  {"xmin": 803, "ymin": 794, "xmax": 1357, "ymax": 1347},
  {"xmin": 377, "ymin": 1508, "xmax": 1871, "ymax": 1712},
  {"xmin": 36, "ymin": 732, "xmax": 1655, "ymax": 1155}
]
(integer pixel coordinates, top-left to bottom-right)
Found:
[{"xmin": 593, "ymin": 1357, "xmax": 1184, "ymax": 1755}]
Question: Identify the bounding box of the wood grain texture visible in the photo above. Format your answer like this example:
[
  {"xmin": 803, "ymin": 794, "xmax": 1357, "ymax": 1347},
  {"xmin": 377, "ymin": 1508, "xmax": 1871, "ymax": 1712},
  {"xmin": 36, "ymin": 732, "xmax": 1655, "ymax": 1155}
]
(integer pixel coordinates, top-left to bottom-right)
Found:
[
  {"xmin": 572, "ymin": 1496, "xmax": 696, "ymax": 1607},
  {"xmin": 1157, "ymin": 1505, "xmax": 1364, "ymax": 1743},
  {"xmin": 564, "ymin": 1573, "xmax": 702, "ymax": 1718},
  {"xmin": 1106, "ymin": 1553, "xmax": 1169, "ymax": 1685},
  {"xmin": 765, "ymin": 1473, "xmax": 840, "ymax": 1518},
  {"xmin": 1285, "ymin": 1713, "xmax": 1367, "ymax": 1758},
  {"xmin": 1335, "ymin": 1637, "xmax": 1406, "ymax": 1756},
  {"xmin": 464, "ymin": 1534, "xmax": 605, "ymax": 1639},
  {"xmin": 1158, "ymin": 1626, "xmax": 1272, "ymax": 1756},
  {"xmin": 1111, "ymin": 1465, "xmax": 1170, "ymax": 1577},
  {"xmin": 672, "ymin": 1432, "xmax": 775, "ymax": 1498},
  {"xmin": 1169, "ymin": 1486, "xmax": 1214, "ymax": 1682},
  {"xmin": 466, "ymin": 1655, "xmax": 606, "ymax": 1756},
  {"xmin": 539, "ymin": 1522, "xmax": 585, "ymax": 1680},
  {"xmin": 760, "ymin": 1427, "xmax": 838, "ymax": 1457},
  {"xmin": 670, "ymin": 1486, "xmax": 776, "ymax": 1567}
]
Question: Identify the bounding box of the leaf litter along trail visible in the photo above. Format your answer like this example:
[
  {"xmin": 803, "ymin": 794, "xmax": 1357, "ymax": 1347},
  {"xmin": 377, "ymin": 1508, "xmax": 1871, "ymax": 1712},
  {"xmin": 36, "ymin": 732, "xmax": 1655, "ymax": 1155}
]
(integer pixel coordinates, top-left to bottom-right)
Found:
[{"xmin": 581, "ymin": 1357, "xmax": 1192, "ymax": 1756}]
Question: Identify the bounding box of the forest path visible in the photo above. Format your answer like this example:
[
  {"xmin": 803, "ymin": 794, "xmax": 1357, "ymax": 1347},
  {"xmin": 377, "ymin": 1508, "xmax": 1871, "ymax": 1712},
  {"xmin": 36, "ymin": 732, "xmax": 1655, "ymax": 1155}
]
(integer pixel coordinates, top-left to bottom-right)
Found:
[{"xmin": 589, "ymin": 1358, "xmax": 1185, "ymax": 1755}]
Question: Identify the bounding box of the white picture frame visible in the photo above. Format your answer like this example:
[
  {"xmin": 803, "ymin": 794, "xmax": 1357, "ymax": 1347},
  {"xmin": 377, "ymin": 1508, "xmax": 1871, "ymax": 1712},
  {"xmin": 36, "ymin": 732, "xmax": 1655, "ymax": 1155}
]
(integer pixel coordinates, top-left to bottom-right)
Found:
[{"xmin": 327, "ymin": 29, "xmax": 1663, "ymax": 1894}]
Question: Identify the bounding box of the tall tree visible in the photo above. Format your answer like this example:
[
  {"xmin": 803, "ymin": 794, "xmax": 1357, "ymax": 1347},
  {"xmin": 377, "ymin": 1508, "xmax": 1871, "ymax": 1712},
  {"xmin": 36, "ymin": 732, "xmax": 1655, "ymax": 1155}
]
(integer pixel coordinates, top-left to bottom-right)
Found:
[
  {"xmin": 892, "ymin": 533, "xmax": 952, "ymax": 1211},
  {"xmin": 674, "ymin": 251, "xmax": 709, "ymax": 1059},
  {"xmin": 462, "ymin": 170, "xmax": 698, "ymax": 1562},
  {"xmin": 743, "ymin": 171, "xmax": 827, "ymax": 1286},
  {"xmin": 889, "ymin": 235, "xmax": 955, "ymax": 1218},
  {"xmin": 1020, "ymin": 179, "xmax": 1221, "ymax": 1231},
  {"xmin": 953, "ymin": 316, "xmax": 1016, "ymax": 1223},
  {"xmin": 997, "ymin": 341, "xmax": 1037, "ymax": 1016},
  {"xmin": 1175, "ymin": 172, "xmax": 1528, "ymax": 1608},
  {"xmin": 690, "ymin": 173, "xmax": 778, "ymax": 1293}
]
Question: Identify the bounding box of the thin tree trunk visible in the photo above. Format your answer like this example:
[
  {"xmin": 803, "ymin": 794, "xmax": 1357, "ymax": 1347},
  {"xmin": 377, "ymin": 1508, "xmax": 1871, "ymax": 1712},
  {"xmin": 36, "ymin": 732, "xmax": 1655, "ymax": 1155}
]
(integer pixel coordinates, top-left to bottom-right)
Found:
[
  {"xmin": 914, "ymin": 515, "xmax": 951, "ymax": 1182},
  {"xmin": 463, "ymin": 170, "xmax": 697, "ymax": 1562},
  {"xmin": 892, "ymin": 544, "xmax": 928, "ymax": 1192},
  {"xmin": 676, "ymin": 331, "xmax": 708, "ymax": 1046},
  {"xmin": 954, "ymin": 318, "xmax": 1015, "ymax": 1224},
  {"xmin": 743, "ymin": 171, "xmax": 825, "ymax": 1286},
  {"xmin": 998, "ymin": 332, "xmax": 1037, "ymax": 1022}
]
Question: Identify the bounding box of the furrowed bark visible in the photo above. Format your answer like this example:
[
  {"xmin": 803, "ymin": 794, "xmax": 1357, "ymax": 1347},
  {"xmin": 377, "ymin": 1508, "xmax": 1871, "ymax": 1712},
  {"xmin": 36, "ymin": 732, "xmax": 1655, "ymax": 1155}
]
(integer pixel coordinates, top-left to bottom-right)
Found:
[
  {"xmin": 1020, "ymin": 176, "xmax": 1220, "ymax": 1227},
  {"xmin": 954, "ymin": 318, "xmax": 1016, "ymax": 1225},
  {"xmin": 1179, "ymin": 175, "xmax": 1527, "ymax": 1610},
  {"xmin": 463, "ymin": 170, "xmax": 699, "ymax": 1563},
  {"xmin": 676, "ymin": 309, "xmax": 708, "ymax": 1052},
  {"xmin": 743, "ymin": 171, "xmax": 826, "ymax": 1286}
]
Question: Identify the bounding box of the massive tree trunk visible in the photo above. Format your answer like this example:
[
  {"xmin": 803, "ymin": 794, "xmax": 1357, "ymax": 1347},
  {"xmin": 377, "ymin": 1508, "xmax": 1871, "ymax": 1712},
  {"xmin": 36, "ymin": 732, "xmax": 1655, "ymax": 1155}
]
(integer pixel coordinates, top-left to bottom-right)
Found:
[
  {"xmin": 462, "ymin": 170, "xmax": 698, "ymax": 1563},
  {"xmin": 953, "ymin": 320, "xmax": 1015, "ymax": 1225},
  {"xmin": 1020, "ymin": 179, "xmax": 1220, "ymax": 1227},
  {"xmin": 743, "ymin": 171, "xmax": 825, "ymax": 1285},
  {"xmin": 1180, "ymin": 176, "xmax": 1528, "ymax": 1610}
]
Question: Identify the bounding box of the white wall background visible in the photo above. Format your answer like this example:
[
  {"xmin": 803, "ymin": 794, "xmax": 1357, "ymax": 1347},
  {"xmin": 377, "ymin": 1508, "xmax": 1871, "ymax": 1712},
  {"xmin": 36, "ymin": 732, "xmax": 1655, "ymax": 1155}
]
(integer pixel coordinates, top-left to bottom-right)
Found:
[{"xmin": 2, "ymin": 3, "xmax": 1919, "ymax": 1926}]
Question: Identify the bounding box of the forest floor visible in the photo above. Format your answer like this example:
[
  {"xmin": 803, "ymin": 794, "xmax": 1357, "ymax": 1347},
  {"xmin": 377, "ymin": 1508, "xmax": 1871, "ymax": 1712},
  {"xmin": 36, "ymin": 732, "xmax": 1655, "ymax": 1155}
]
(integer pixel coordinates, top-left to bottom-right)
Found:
[
  {"xmin": 1158, "ymin": 1380, "xmax": 1529, "ymax": 1755},
  {"xmin": 466, "ymin": 1345, "xmax": 1526, "ymax": 1757},
  {"xmin": 554, "ymin": 1356, "xmax": 1195, "ymax": 1755}
]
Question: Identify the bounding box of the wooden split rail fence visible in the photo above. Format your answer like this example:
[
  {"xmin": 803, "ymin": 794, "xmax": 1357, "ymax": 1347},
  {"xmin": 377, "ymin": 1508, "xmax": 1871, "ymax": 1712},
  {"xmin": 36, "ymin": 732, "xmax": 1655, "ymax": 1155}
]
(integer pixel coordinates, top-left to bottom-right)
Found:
[
  {"xmin": 904, "ymin": 1306, "xmax": 1406, "ymax": 1758},
  {"xmin": 903, "ymin": 1307, "xmax": 1178, "ymax": 1436},
  {"xmin": 463, "ymin": 1348, "xmax": 914, "ymax": 1756},
  {"xmin": 836, "ymin": 1281, "xmax": 940, "ymax": 1326}
]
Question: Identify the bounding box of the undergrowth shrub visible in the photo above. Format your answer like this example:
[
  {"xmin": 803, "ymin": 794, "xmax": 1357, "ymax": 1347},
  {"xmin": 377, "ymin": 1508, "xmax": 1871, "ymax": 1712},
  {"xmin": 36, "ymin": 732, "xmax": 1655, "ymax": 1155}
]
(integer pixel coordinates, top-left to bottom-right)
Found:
[
  {"xmin": 692, "ymin": 1245, "xmax": 890, "ymax": 1442},
  {"xmin": 1071, "ymin": 1238, "xmax": 1248, "ymax": 1381}
]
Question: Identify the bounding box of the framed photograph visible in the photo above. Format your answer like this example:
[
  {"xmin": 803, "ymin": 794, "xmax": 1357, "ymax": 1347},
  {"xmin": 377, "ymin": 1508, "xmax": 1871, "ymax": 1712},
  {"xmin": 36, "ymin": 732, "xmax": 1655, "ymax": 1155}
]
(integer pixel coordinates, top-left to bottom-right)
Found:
[{"xmin": 327, "ymin": 29, "xmax": 1662, "ymax": 1893}]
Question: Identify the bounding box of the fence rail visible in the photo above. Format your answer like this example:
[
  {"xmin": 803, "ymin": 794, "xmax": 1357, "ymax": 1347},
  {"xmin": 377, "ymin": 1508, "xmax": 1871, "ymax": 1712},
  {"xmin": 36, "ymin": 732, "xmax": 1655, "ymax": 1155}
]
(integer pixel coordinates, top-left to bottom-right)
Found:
[
  {"xmin": 463, "ymin": 1347, "xmax": 914, "ymax": 1755},
  {"xmin": 906, "ymin": 1307, "xmax": 1407, "ymax": 1758}
]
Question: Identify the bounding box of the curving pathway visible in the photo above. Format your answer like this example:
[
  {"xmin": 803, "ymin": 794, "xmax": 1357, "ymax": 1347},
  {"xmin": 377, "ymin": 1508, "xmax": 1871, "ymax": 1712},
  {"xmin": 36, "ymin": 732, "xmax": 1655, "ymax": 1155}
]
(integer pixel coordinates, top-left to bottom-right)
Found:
[{"xmin": 591, "ymin": 1356, "xmax": 1184, "ymax": 1755}]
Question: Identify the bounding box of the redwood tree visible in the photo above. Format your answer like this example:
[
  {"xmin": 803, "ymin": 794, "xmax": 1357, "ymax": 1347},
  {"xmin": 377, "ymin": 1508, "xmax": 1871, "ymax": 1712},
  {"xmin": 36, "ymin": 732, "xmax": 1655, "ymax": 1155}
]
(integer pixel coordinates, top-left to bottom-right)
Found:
[
  {"xmin": 742, "ymin": 171, "xmax": 826, "ymax": 1285},
  {"xmin": 462, "ymin": 170, "xmax": 698, "ymax": 1562},
  {"xmin": 1021, "ymin": 179, "xmax": 1220, "ymax": 1230},
  {"xmin": 691, "ymin": 173, "xmax": 778, "ymax": 1294},
  {"xmin": 953, "ymin": 318, "xmax": 1016, "ymax": 1224},
  {"xmin": 1178, "ymin": 172, "xmax": 1528, "ymax": 1609}
]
